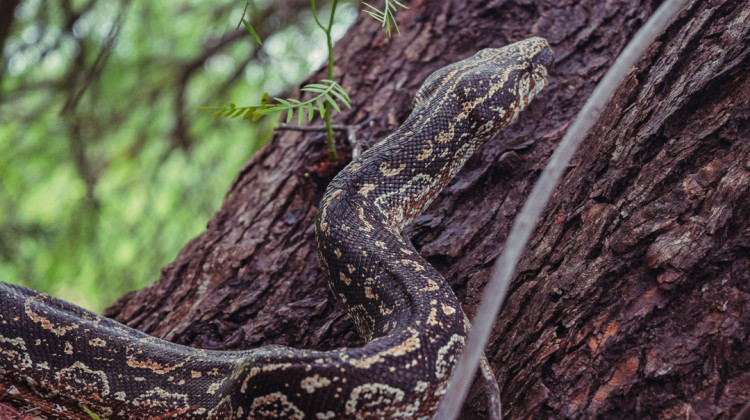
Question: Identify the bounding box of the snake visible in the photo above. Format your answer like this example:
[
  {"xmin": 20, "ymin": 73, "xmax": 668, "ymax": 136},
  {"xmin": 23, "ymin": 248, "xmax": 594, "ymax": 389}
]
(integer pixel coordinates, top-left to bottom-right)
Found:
[{"xmin": 0, "ymin": 37, "xmax": 552, "ymax": 419}]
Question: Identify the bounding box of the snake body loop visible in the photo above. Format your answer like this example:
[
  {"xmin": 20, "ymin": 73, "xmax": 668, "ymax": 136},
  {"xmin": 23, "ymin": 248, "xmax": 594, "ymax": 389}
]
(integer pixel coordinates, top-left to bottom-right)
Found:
[{"xmin": 0, "ymin": 38, "xmax": 552, "ymax": 419}]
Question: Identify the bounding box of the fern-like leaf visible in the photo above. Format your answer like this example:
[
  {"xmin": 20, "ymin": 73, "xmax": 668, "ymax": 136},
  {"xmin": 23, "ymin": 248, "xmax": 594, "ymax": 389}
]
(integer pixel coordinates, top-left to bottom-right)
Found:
[
  {"xmin": 362, "ymin": 0, "xmax": 408, "ymax": 37},
  {"xmin": 197, "ymin": 80, "xmax": 351, "ymax": 125}
]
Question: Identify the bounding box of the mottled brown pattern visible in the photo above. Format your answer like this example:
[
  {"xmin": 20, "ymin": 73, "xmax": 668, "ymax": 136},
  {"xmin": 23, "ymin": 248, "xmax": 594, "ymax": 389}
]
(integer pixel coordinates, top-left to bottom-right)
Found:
[{"xmin": 0, "ymin": 38, "xmax": 552, "ymax": 419}]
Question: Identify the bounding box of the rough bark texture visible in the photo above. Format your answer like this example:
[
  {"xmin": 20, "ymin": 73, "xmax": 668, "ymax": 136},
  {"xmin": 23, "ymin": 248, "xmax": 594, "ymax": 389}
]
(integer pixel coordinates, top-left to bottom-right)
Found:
[{"xmin": 105, "ymin": 0, "xmax": 749, "ymax": 418}]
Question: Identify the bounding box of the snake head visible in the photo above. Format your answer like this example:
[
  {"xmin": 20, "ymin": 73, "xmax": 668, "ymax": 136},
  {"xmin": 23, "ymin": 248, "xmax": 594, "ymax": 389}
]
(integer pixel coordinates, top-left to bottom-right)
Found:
[{"xmin": 412, "ymin": 37, "xmax": 553, "ymax": 133}]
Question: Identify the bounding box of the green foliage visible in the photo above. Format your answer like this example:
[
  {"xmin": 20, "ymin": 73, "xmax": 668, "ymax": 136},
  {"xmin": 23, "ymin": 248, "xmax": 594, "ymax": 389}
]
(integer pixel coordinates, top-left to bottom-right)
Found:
[
  {"xmin": 203, "ymin": 0, "xmax": 405, "ymax": 160},
  {"xmin": 0, "ymin": 0, "xmax": 356, "ymax": 313},
  {"xmin": 83, "ymin": 406, "xmax": 107, "ymax": 420},
  {"xmin": 362, "ymin": 0, "xmax": 408, "ymax": 37},
  {"xmin": 237, "ymin": 2, "xmax": 263, "ymax": 45},
  {"xmin": 196, "ymin": 79, "xmax": 351, "ymax": 124}
]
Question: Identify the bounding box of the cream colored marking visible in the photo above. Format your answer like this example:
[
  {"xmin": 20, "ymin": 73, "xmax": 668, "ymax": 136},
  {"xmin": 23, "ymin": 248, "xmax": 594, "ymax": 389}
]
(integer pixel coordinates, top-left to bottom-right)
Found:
[
  {"xmin": 0, "ymin": 335, "xmax": 26, "ymax": 350},
  {"xmin": 191, "ymin": 370, "xmax": 202, "ymax": 378},
  {"xmin": 435, "ymin": 126, "xmax": 455, "ymax": 144},
  {"xmin": 358, "ymin": 183, "xmax": 376, "ymax": 197},
  {"xmin": 334, "ymin": 248, "xmax": 342, "ymax": 258},
  {"xmin": 442, "ymin": 303, "xmax": 457, "ymax": 316},
  {"xmin": 344, "ymin": 383, "xmax": 406, "ymax": 415},
  {"xmin": 240, "ymin": 362, "xmax": 293, "ymax": 393},
  {"xmin": 316, "ymin": 411, "xmax": 336, "ymax": 419},
  {"xmin": 88, "ymin": 337, "xmax": 107, "ymax": 347},
  {"xmin": 347, "ymin": 263, "xmax": 355, "ymax": 274},
  {"xmin": 358, "ymin": 207, "xmax": 374, "ymax": 232},
  {"xmin": 400, "ymin": 259, "xmax": 425, "ymax": 271},
  {"xmin": 427, "ymin": 307, "xmax": 439, "ymax": 326},
  {"xmin": 319, "ymin": 189, "xmax": 343, "ymax": 233},
  {"xmin": 379, "ymin": 302, "xmax": 394, "ymax": 316},
  {"xmin": 380, "ymin": 162, "xmax": 406, "ymax": 177},
  {"xmin": 24, "ymin": 296, "xmax": 79, "ymax": 336},
  {"xmin": 340, "ymin": 271, "xmax": 352, "ymax": 286},
  {"xmin": 250, "ymin": 392, "xmax": 305, "ymax": 420},
  {"xmin": 300, "ymin": 374, "xmax": 332, "ymax": 393},
  {"xmin": 435, "ymin": 334, "xmax": 465, "ymax": 379},
  {"xmin": 348, "ymin": 328, "xmax": 421, "ymax": 369},
  {"xmin": 126, "ymin": 354, "xmax": 185, "ymax": 374},
  {"xmin": 416, "ymin": 139, "xmax": 433, "ymax": 160},
  {"xmin": 206, "ymin": 380, "xmax": 223, "ymax": 395},
  {"xmin": 421, "ymin": 276, "xmax": 440, "ymax": 291},
  {"xmin": 64, "ymin": 341, "xmax": 73, "ymax": 355},
  {"xmin": 132, "ymin": 387, "xmax": 188, "ymax": 409},
  {"xmin": 55, "ymin": 361, "xmax": 110, "ymax": 397}
]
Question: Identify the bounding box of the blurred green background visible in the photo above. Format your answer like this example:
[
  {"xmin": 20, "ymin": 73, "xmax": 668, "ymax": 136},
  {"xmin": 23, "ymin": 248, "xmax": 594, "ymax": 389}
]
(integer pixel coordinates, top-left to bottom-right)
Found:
[{"xmin": 0, "ymin": 0, "xmax": 356, "ymax": 313}]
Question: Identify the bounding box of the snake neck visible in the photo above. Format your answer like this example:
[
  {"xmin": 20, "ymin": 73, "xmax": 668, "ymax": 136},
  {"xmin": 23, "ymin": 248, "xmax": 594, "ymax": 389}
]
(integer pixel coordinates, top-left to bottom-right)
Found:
[{"xmin": 314, "ymin": 118, "xmax": 484, "ymax": 343}]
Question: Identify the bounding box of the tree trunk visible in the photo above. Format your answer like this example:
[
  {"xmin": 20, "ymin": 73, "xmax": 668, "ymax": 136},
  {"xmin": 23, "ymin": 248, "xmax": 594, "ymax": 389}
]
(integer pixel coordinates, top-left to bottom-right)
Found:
[{"xmin": 106, "ymin": 0, "xmax": 750, "ymax": 418}]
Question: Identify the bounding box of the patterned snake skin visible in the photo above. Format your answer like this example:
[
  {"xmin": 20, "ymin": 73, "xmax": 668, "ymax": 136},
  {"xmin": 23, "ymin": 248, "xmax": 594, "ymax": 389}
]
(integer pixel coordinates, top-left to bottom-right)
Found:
[{"xmin": 0, "ymin": 38, "xmax": 552, "ymax": 419}]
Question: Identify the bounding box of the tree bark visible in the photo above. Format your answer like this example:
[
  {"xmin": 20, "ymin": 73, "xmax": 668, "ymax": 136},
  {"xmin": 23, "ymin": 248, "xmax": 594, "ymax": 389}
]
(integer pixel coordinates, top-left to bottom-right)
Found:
[{"xmin": 106, "ymin": 0, "xmax": 750, "ymax": 418}]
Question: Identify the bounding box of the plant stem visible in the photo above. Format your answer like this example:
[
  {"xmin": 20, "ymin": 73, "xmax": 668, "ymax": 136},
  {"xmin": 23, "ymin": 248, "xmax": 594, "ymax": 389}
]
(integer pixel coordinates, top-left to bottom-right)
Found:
[{"xmin": 312, "ymin": 0, "xmax": 339, "ymax": 160}]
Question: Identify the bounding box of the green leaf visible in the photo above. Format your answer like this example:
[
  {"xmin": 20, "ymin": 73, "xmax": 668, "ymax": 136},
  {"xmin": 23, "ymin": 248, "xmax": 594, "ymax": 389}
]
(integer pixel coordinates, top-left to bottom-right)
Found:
[
  {"xmin": 242, "ymin": 107, "xmax": 256, "ymax": 119},
  {"xmin": 363, "ymin": 0, "xmax": 407, "ymax": 37},
  {"xmin": 285, "ymin": 109, "xmax": 294, "ymax": 123},
  {"xmin": 236, "ymin": 3, "xmax": 262, "ymax": 45},
  {"xmin": 242, "ymin": 20, "xmax": 263, "ymax": 45},
  {"xmin": 316, "ymin": 99, "xmax": 326, "ymax": 118},
  {"xmin": 328, "ymin": 87, "xmax": 351, "ymax": 108},
  {"xmin": 301, "ymin": 85, "xmax": 327, "ymax": 94},
  {"xmin": 83, "ymin": 406, "xmax": 104, "ymax": 420},
  {"xmin": 260, "ymin": 92, "xmax": 270, "ymax": 105},
  {"xmin": 362, "ymin": 2, "xmax": 385, "ymax": 22},
  {"xmin": 304, "ymin": 83, "xmax": 329, "ymax": 90},
  {"xmin": 325, "ymin": 94, "xmax": 341, "ymax": 113},
  {"xmin": 306, "ymin": 102, "xmax": 314, "ymax": 121},
  {"xmin": 253, "ymin": 106, "xmax": 283, "ymax": 116}
]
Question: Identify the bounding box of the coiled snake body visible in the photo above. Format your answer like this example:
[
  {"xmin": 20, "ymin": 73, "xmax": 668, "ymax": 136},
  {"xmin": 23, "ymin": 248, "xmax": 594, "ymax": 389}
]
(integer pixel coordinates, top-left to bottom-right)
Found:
[{"xmin": 0, "ymin": 38, "xmax": 552, "ymax": 419}]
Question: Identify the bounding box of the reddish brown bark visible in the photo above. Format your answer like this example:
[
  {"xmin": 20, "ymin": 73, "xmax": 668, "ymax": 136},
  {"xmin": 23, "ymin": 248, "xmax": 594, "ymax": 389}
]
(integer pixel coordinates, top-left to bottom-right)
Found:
[{"xmin": 103, "ymin": 0, "xmax": 749, "ymax": 418}]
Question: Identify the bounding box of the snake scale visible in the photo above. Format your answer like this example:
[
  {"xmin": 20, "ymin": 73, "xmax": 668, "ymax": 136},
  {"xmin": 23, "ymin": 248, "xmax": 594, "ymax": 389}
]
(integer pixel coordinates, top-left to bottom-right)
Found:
[{"xmin": 0, "ymin": 37, "xmax": 552, "ymax": 419}]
